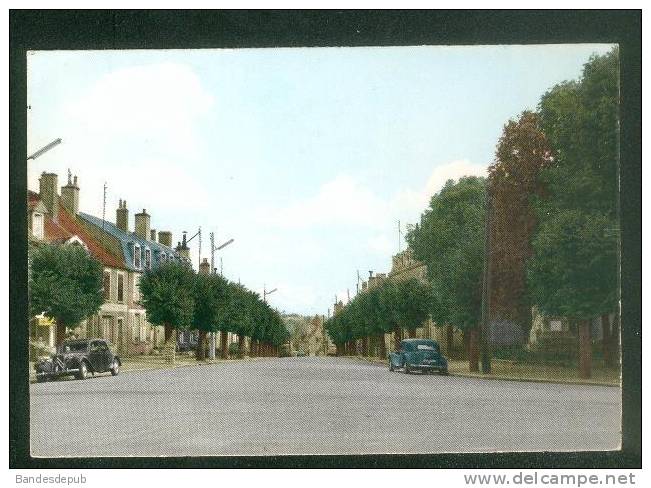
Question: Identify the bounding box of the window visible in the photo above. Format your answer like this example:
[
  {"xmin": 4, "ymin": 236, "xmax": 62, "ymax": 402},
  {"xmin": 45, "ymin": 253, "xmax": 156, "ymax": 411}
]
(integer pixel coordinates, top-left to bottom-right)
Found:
[
  {"xmin": 103, "ymin": 271, "xmax": 111, "ymax": 300},
  {"xmin": 139, "ymin": 315, "xmax": 147, "ymax": 342},
  {"xmin": 134, "ymin": 245, "xmax": 141, "ymax": 268},
  {"xmin": 117, "ymin": 273, "xmax": 124, "ymax": 303},
  {"xmin": 131, "ymin": 314, "xmax": 139, "ymax": 342},
  {"xmin": 145, "ymin": 248, "xmax": 151, "ymax": 269},
  {"xmin": 133, "ymin": 274, "xmax": 141, "ymax": 302},
  {"xmin": 32, "ymin": 212, "xmax": 44, "ymax": 239}
]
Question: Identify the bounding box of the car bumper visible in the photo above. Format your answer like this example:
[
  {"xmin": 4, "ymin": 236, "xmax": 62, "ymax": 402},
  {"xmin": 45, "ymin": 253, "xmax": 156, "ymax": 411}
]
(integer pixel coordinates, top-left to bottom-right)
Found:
[{"xmin": 411, "ymin": 363, "xmax": 448, "ymax": 372}]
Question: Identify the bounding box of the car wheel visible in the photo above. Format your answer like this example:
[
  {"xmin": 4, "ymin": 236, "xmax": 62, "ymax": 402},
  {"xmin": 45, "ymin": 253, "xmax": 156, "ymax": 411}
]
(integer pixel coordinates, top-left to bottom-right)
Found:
[
  {"xmin": 404, "ymin": 362, "xmax": 410, "ymax": 374},
  {"xmin": 389, "ymin": 360, "xmax": 394, "ymax": 372},
  {"xmin": 76, "ymin": 361, "xmax": 88, "ymax": 380},
  {"xmin": 36, "ymin": 375, "xmax": 46, "ymax": 383},
  {"xmin": 110, "ymin": 359, "xmax": 120, "ymax": 376}
]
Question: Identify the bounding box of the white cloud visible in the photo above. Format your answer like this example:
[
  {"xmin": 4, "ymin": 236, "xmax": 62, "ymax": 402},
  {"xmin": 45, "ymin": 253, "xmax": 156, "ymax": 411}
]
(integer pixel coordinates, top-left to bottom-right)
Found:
[
  {"xmin": 29, "ymin": 63, "xmax": 215, "ymax": 216},
  {"xmin": 261, "ymin": 159, "xmax": 487, "ymax": 233},
  {"xmin": 261, "ymin": 174, "xmax": 388, "ymax": 229}
]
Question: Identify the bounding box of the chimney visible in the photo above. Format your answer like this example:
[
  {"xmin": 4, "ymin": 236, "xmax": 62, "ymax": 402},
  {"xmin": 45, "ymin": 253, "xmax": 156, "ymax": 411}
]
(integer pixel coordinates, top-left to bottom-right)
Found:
[
  {"xmin": 150, "ymin": 229, "xmax": 157, "ymax": 241},
  {"xmin": 158, "ymin": 231, "xmax": 172, "ymax": 247},
  {"xmin": 134, "ymin": 209, "xmax": 151, "ymax": 240},
  {"xmin": 39, "ymin": 172, "xmax": 59, "ymax": 220},
  {"xmin": 176, "ymin": 232, "xmax": 190, "ymax": 259},
  {"xmin": 199, "ymin": 258, "xmax": 210, "ymax": 275},
  {"xmin": 61, "ymin": 172, "xmax": 80, "ymax": 215},
  {"xmin": 116, "ymin": 199, "xmax": 129, "ymax": 232}
]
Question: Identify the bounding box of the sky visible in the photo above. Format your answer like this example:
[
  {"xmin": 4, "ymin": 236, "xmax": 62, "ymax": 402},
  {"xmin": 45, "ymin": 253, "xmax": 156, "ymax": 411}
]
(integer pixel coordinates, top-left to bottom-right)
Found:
[{"xmin": 27, "ymin": 44, "xmax": 615, "ymax": 316}]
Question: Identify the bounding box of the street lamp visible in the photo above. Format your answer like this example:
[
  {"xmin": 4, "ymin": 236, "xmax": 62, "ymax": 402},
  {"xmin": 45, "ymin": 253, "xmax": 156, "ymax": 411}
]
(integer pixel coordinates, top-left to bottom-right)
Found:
[
  {"xmin": 27, "ymin": 138, "xmax": 62, "ymax": 160},
  {"xmin": 263, "ymin": 284, "xmax": 277, "ymax": 303}
]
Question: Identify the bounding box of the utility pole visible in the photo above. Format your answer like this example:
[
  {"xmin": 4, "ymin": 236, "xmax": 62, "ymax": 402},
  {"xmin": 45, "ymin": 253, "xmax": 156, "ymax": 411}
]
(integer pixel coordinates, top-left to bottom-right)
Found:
[
  {"xmin": 208, "ymin": 229, "xmax": 216, "ymax": 361},
  {"xmin": 480, "ymin": 182, "xmax": 492, "ymax": 374},
  {"xmin": 398, "ymin": 220, "xmax": 402, "ymax": 253}
]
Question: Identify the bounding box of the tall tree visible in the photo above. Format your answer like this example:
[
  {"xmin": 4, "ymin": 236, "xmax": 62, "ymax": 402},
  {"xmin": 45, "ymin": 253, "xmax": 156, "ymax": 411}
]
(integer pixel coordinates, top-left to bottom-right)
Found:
[
  {"xmin": 29, "ymin": 244, "xmax": 104, "ymax": 345},
  {"xmin": 488, "ymin": 111, "xmax": 552, "ymax": 340},
  {"xmin": 192, "ymin": 273, "xmax": 230, "ymax": 360},
  {"xmin": 407, "ymin": 176, "xmax": 486, "ymax": 371},
  {"xmin": 528, "ymin": 49, "xmax": 619, "ymax": 378},
  {"xmin": 139, "ymin": 261, "xmax": 195, "ymax": 362}
]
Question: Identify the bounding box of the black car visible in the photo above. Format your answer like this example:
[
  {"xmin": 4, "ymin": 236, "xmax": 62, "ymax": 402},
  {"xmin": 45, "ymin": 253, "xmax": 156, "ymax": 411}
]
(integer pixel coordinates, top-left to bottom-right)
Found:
[{"xmin": 35, "ymin": 338, "xmax": 121, "ymax": 382}]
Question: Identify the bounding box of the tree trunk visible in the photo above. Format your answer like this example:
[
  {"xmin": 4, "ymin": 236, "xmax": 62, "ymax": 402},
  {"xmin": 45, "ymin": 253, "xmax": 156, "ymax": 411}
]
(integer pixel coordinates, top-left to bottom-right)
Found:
[
  {"xmin": 56, "ymin": 322, "xmax": 67, "ymax": 346},
  {"xmin": 335, "ymin": 343, "xmax": 342, "ymax": 356},
  {"xmin": 378, "ymin": 334, "xmax": 387, "ymax": 359},
  {"xmin": 601, "ymin": 314, "xmax": 613, "ymax": 367},
  {"xmin": 197, "ymin": 330, "xmax": 206, "ymax": 361},
  {"xmin": 164, "ymin": 323, "xmax": 173, "ymax": 342},
  {"xmin": 361, "ymin": 336, "xmax": 368, "ymax": 357},
  {"xmin": 446, "ymin": 325, "xmax": 454, "ymax": 358},
  {"xmin": 220, "ymin": 331, "xmax": 228, "ymax": 359},
  {"xmin": 407, "ymin": 328, "xmax": 416, "ymax": 339},
  {"xmin": 578, "ymin": 319, "xmax": 592, "ymax": 379},
  {"xmin": 163, "ymin": 324, "xmax": 176, "ymax": 364},
  {"xmin": 238, "ymin": 335, "xmax": 246, "ymax": 358},
  {"xmin": 393, "ymin": 327, "xmax": 402, "ymax": 351},
  {"xmin": 208, "ymin": 332, "xmax": 216, "ymax": 360},
  {"xmin": 468, "ymin": 328, "xmax": 479, "ymax": 372},
  {"xmin": 462, "ymin": 329, "xmax": 469, "ymax": 359}
]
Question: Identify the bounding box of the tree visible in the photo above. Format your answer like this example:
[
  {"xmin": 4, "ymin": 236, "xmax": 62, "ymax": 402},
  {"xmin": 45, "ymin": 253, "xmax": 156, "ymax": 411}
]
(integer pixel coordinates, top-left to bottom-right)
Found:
[
  {"xmin": 192, "ymin": 273, "xmax": 230, "ymax": 360},
  {"xmin": 488, "ymin": 111, "xmax": 552, "ymax": 339},
  {"xmin": 139, "ymin": 261, "xmax": 195, "ymax": 362},
  {"xmin": 528, "ymin": 49, "xmax": 619, "ymax": 378},
  {"xmin": 407, "ymin": 176, "xmax": 486, "ymax": 371},
  {"xmin": 29, "ymin": 244, "xmax": 104, "ymax": 346}
]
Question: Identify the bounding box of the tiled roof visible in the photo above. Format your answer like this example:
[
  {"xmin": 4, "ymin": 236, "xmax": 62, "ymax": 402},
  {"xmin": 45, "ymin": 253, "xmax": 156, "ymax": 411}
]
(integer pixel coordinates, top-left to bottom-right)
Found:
[
  {"xmin": 78, "ymin": 212, "xmax": 182, "ymax": 272},
  {"xmin": 56, "ymin": 205, "xmax": 126, "ymax": 270},
  {"xmin": 44, "ymin": 217, "xmax": 73, "ymax": 243}
]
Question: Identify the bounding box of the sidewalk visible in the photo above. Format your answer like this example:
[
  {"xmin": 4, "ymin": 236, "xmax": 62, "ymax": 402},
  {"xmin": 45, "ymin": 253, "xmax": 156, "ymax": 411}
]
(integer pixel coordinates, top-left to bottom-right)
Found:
[
  {"xmin": 28, "ymin": 354, "xmax": 255, "ymax": 383},
  {"xmin": 353, "ymin": 356, "xmax": 620, "ymax": 387}
]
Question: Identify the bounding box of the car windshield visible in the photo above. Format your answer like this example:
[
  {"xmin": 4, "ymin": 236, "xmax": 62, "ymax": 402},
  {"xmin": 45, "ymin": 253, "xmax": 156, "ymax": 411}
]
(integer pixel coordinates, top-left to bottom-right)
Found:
[
  {"xmin": 59, "ymin": 342, "xmax": 88, "ymax": 353},
  {"xmin": 417, "ymin": 344, "xmax": 437, "ymax": 351}
]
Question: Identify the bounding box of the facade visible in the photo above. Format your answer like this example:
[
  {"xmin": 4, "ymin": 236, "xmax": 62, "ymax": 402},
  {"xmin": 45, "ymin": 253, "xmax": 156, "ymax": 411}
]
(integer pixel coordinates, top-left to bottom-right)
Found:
[{"xmin": 28, "ymin": 170, "xmax": 184, "ymax": 356}]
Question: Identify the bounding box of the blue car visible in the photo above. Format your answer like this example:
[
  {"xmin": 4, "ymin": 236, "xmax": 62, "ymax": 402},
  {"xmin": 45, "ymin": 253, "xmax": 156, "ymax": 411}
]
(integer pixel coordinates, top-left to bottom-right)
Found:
[{"xmin": 388, "ymin": 339, "xmax": 449, "ymax": 375}]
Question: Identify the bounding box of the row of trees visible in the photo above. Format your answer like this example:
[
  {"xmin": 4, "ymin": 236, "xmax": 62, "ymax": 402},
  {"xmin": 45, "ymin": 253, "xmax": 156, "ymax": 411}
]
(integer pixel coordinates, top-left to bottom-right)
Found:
[
  {"xmin": 324, "ymin": 278, "xmax": 431, "ymax": 358},
  {"xmin": 404, "ymin": 48, "xmax": 619, "ymax": 378},
  {"xmin": 28, "ymin": 243, "xmax": 289, "ymax": 359},
  {"xmin": 139, "ymin": 262, "xmax": 289, "ymax": 360}
]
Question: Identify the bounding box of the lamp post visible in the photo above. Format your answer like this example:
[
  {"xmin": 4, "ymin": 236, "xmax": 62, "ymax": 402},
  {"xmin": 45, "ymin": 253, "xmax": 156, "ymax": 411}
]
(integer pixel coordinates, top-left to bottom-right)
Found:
[
  {"xmin": 28, "ymin": 138, "xmax": 62, "ymax": 160},
  {"xmin": 263, "ymin": 284, "xmax": 277, "ymax": 303},
  {"xmin": 208, "ymin": 232, "xmax": 234, "ymax": 360}
]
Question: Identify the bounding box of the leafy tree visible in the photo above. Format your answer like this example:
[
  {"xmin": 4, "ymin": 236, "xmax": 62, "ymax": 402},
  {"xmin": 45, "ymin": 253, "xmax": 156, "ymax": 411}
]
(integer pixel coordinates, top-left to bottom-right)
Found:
[
  {"xmin": 528, "ymin": 49, "xmax": 620, "ymax": 377},
  {"xmin": 488, "ymin": 111, "xmax": 552, "ymax": 339},
  {"xmin": 406, "ymin": 176, "xmax": 486, "ymax": 371},
  {"xmin": 192, "ymin": 273, "xmax": 230, "ymax": 360},
  {"xmin": 29, "ymin": 244, "xmax": 104, "ymax": 345},
  {"xmin": 139, "ymin": 261, "xmax": 195, "ymax": 361}
]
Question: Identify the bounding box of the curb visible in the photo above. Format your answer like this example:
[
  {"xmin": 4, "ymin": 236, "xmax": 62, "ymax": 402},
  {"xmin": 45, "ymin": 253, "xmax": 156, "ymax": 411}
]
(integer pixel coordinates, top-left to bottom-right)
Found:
[{"xmin": 347, "ymin": 355, "xmax": 620, "ymax": 388}]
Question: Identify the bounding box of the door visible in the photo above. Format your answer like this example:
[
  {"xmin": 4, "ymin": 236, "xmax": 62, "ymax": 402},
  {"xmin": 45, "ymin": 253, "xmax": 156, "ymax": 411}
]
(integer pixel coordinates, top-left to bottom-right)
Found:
[
  {"xmin": 99, "ymin": 341, "xmax": 112, "ymax": 372},
  {"xmin": 89, "ymin": 340, "xmax": 105, "ymax": 371}
]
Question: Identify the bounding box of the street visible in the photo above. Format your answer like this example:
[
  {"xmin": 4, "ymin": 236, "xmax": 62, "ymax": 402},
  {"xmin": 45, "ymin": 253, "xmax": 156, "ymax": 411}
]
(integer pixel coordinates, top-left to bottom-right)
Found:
[{"xmin": 30, "ymin": 357, "xmax": 621, "ymax": 457}]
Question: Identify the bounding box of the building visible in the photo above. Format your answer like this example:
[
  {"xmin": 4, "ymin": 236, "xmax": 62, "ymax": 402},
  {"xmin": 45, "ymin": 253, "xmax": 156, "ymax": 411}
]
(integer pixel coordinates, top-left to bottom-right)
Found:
[{"xmin": 28, "ymin": 170, "xmax": 184, "ymax": 355}]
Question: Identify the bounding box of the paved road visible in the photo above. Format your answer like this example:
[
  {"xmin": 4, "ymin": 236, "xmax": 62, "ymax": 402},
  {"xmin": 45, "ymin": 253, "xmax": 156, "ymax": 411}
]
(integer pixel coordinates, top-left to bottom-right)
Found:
[{"xmin": 30, "ymin": 357, "xmax": 621, "ymax": 456}]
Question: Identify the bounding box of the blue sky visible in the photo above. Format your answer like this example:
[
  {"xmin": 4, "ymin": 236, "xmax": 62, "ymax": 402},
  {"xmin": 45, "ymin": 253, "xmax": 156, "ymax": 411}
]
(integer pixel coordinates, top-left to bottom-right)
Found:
[{"xmin": 27, "ymin": 44, "xmax": 614, "ymax": 315}]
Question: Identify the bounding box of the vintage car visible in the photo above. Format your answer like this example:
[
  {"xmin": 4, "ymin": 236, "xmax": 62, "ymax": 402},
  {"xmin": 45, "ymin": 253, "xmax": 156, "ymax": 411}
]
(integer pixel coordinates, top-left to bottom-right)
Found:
[
  {"xmin": 388, "ymin": 338, "xmax": 449, "ymax": 375},
  {"xmin": 34, "ymin": 338, "xmax": 121, "ymax": 382}
]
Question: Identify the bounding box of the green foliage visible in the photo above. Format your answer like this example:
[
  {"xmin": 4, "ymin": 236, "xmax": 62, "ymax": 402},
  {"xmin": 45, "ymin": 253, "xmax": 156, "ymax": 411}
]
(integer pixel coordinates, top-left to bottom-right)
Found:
[
  {"xmin": 324, "ymin": 278, "xmax": 431, "ymax": 344},
  {"xmin": 528, "ymin": 49, "xmax": 619, "ymax": 319},
  {"xmin": 406, "ymin": 176, "xmax": 486, "ymax": 330},
  {"xmin": 139, "ymin": 261, "xmax": 195, "ymax": 330},
  {"xmin": 29, "ymin": 244, "xmax": 104, "ymax": 328},
  {"xmin": 192, "ymin": 273, "xmax": 230, "ymax": 333}
]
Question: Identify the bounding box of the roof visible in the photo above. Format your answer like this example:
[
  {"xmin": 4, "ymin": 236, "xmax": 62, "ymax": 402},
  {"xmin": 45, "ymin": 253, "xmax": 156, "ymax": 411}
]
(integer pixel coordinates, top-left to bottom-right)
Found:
[
  {"xmin": 56, "ymin": 205, "xmax": 126, "ymax": 269},
  {"xmin": 78, "ymin": 212, "xmax": 182, "ymax": 272},
  {"xmin": 28, "ymin": 190, "xmax": 126, "ymax": 269}
]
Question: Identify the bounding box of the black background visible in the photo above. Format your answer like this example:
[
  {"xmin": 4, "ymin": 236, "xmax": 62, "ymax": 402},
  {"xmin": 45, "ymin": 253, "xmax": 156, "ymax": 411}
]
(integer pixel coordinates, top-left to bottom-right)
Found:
[{"xmin": 9, "ymin": 10, "xmax": 641, "ymax": 469}]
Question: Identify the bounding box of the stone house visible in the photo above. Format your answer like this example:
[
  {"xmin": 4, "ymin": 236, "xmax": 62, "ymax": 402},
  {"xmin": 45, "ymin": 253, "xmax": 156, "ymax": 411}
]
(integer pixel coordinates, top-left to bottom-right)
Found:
[{"xmin": 29, "ymin": 171, "xmax": 184, "ymax": 356}]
